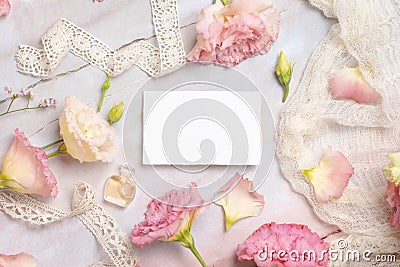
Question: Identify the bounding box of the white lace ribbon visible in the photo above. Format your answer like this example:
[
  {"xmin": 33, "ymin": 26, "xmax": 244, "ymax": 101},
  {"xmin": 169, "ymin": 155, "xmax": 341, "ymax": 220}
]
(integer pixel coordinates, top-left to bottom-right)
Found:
[
  {"xmin": 0, "ymin": 182, "xmax": 138, "ymax": 267},
  {"xmin": 15, "ymin": 0, "xmax": 185, "ymax": 77}
]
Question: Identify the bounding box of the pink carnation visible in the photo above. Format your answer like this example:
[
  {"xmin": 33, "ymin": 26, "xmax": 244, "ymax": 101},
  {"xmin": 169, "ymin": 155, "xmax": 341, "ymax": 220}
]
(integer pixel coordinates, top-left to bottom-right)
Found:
[
  {"xmin": 131, "ymin": 186, "xmax": 205, "ymax": 248},
  {"xmin": 0, "ymin": 129, "xmax": 58, "ymax": 197},
  {"xmin": 237, "ymin": 222, "xmax": 329, "ymax": 267},
  {"xmin": 387, "ymin": 181, "xmax": 400, "ymax": 229},
  {"xmin": 187, "ymin": 0, "xmax": 280, "ymax": 67},
  {"xmin": 0, "ymin": 252, "xmax": 37, "ymax": 267}
]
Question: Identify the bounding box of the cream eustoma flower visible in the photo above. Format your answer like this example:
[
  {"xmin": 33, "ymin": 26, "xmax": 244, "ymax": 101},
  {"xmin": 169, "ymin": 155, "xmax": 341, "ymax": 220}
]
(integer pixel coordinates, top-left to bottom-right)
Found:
[
  {"xmin": 301, "ymin": 146, "xmax": 354, "ymax": 203},
  {"xmin": 214, "ymin": 173, "xmax": 265, "ymax": 230},
  {"xmin": 384, "ymin": 152, "xmax": 400, "ymax": 186},
  {"xmin": 59, "ymin": 96, "xmax": 117, "ymax": 163}
]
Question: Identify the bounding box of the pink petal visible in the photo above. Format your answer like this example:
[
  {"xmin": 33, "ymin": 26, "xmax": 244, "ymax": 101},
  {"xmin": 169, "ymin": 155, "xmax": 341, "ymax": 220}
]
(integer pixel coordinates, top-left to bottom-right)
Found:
[
  {"xmin": 387, "ymin": 181, "xmax": 400, "ymax": 229},
  {"xmin": 0, "ymin": 252, "xmax": 37, "ymax": 267},
  {"xmin": 301, "ymin": 146, "xmax": 354, "ymax": 203},
  {"xmin": 214, "ymin": 173, "xmax": 265, "ymax": 230},
  {"xmin": 0, "ymin": 0, "xmax": 11, "ymax": 17},
  {"xmin": 330, "ymin": 67, "xmax": 381, "ymax": 104},
  {"xmin": 0, "ymin": 129, "xmax": 58, "ymax": 197}
]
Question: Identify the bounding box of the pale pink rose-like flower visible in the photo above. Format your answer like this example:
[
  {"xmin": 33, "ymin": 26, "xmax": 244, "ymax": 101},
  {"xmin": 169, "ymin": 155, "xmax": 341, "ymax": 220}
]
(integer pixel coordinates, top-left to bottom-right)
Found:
[
  {"xmin": 236, "ymin": 222, "xmax": 329, "ymax": 267},
  {"xmin": 0, "ymin": 0, "xmax": 11, "ymax": 17},
  {"xmin": 330, "ymin": 67, "xmax": 381, "ymax": 104},
  {"xmin": 301, "ymin": 146, "xmax": 354, "ymax": 203},
  {"xmin": 0, "ymin": 129, "xmax": 57, "ymax": 197},
  {"xmin": 387, "ymin": 181, "xmax": 400, "ymax": 229},
  {"xmin": 59, "ymin": 96, "xmax": 117, "ymax": 163},
  {"xmin": 131, "ymin": 186, "xmax": 205, "ymax": 248},
  {"xmin": 0, "ymin": 252, "xmax": 37, "ymax": 267},
  {"xmin": 214, "ymin": 172, "xmax": 265, "ymax": 230},
  {"xmin": 187, "ymin": 0, "xmax": 280, "ymax": 67}
]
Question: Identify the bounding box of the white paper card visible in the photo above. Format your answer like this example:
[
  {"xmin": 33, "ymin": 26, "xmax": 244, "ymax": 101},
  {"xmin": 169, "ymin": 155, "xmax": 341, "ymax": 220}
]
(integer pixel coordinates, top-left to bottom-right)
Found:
[{"xmin": 143, "ymin": 91, "xmax": 262, "ymax": 165}]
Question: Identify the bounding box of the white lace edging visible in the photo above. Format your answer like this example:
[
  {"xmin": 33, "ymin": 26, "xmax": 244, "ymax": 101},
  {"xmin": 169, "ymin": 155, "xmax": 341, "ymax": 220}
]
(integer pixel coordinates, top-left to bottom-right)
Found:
[
  {"xmin": 0, "ymin": 182, "xmax": 138, "ymax": 267},
  {"xmin": 15, "ymin": 0, "xmax": 186, "ymax": 77}
]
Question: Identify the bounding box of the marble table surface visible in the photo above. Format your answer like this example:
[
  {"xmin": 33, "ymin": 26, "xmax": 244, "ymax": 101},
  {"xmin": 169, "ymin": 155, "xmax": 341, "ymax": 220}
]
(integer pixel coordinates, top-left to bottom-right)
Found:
[{"xmin": 0, "ymin": 0, "xmax": 338, "ymax": 266}]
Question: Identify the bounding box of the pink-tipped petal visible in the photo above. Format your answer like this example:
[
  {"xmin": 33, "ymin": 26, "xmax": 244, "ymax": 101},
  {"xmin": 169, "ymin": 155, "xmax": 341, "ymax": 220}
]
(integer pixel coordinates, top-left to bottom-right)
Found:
[
  {"xmin": 387, "ymin": 181, "xmax": 400, "ymax": 229},
  {"xmin": 0, "ymin": 252, "xmax": 37, "ymax": 267},
  {"xmin": 330, "ymin": 67, "xmax": 381, "ymax": 104},
  {"xmin": 236, "ymin": 222, "xmax": 329, "ymax": 267},
  {"xmin": 301, "ymin": 146, "xmax": 354, "ymax": 203},
  {"xmin": 0, "ymin": 129, "xmax": 58, "ymax": 197},
  {"xmin": 215, "ymin": 173, "xmax": 265, "ymax": 230},
  {"xmin": 0, "ymin": 0, "xmax": 11, "ymax": 16}
]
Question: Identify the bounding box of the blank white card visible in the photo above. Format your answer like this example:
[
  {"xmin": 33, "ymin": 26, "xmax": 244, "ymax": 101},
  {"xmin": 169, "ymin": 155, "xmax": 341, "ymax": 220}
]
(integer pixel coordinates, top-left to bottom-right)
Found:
[{"xmin": 143, "ymin": 91, "xmax": 262, "ymax": 165}]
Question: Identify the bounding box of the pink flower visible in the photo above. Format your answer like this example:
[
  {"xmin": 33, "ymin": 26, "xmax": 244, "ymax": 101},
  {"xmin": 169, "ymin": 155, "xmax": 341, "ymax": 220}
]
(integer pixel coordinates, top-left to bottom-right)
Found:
[
  {"xmin": 0, "ymin": 252, "xmax": 37, "ymax": 267},
  {"xmin": 131, "ymin": 186, "xmax": 205, "ymax": 248},
  {"xmin": 387, "ymin": 181, "xmax": 400, "ymax": 229},
  {"xmin": 330, "ymin": 67, "xmax": 381, "ymax": 104},
  {"xmin": 0, "ymin": 129, "xmax": 58, "ymax": 197},
  {"xmin": 0, "ymin": 0, "xmax": 11, "ymax": 17},
  {"xmin": 187, "ymin": 0, "xmax": 280, "ymax": 67},
  {"xmin": 236, "ymin": 222, "xmax": 329, "ymax": 267},
  {"xmin": 301, "ymin": 146, "xmax": 354, "ymax": 203},
  {"xmin": 215, "ymin": 173, "xmax": 265, "ymax": 230}
]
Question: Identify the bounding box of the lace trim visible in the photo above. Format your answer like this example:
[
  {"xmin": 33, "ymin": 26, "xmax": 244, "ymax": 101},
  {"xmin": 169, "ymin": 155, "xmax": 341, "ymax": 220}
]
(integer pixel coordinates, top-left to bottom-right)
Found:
[
  {"xmin": 15, "ymin": 0, "xmax": 185, "ymax": 77},
  {"xmin": 0, "ymin": 182, "xmax": 138, "ymax": 267}
]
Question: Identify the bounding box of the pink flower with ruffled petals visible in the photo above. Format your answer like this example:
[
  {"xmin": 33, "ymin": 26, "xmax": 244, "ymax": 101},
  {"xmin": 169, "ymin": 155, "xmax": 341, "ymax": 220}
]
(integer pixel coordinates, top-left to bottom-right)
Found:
[
  {"xmin": 187, "ymin": 0, "xmax": 280, "ymax": 67},
  {"xmin": 330, "ymin": 67, "xmax": 381, "ymax": 104},
  {"xmin": 0, "ymin": 252, "xmax": 37, "ymax": 267},
  {"xmin": 301, "ymin": 146, "xmax": 354, "ymax": 203},
  {"xmin": 0, "ymin": 129, "xmax": 58, "ymax": 197},
  {"xmin": 0, "ymin": 0, "xmax": 11, "ymax": 17},
  {"xmin": 131, "ymin": 186, "xmax": 205, "ymax": 248},
  {"xmin": 387, "ymin": 181, "xmax": 400, "ymax": 229},
  {"xmin": 237, "ymin": 222, "xmax": 329, "ymax": 267}
]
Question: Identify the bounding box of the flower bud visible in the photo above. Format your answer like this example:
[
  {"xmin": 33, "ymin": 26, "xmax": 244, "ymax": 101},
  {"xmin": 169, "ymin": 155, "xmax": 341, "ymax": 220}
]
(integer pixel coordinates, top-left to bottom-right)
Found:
[
  {"xmin": 275, "ymin": 50, "xmax": 293, "ymax": 103},
  {"xmin": 108, "ymin": 101, "xmax": 124, "ymax": 125}
]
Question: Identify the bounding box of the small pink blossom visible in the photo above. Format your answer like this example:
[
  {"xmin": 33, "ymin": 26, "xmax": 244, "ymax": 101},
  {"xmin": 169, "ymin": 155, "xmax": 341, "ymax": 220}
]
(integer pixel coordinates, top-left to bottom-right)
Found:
[
  {"xmin": 301, "ymin": 146, "xmax": 354, "ymax": 203},
  {"xmin": 187, "ymin": 0, "xmax": 280, "ymax": 67},
  {"xmin": 3, "ymin": 86, "xmax": 12, "ymax": 95},
  {"xmin": 236, "ymin": 222, "xmax": 329, "ymax": 267},
  {"xmin": 0, "ymin": 129, "xmax": 58, "ymax": 197},
  {"xmin": 0, "ymin": 0, "xmax": 11, "ymax": 17},
  {"xmin": 215, "ymin": 173, "xmax": 265, "ymax": 230},
  {"xmin": 330, "ymin": 67, "xmax": 381, "ymax": 104},
  {"xmin": 0, "ymin": 252, "xmax": 37, "ymax": 267},
  {"xmin": 131, "ymin": 186, "xmax": 205, "ymax": 248},
  {"xmin": 387, "ymin": 181, "xmax": 400, "ymax": 229}
]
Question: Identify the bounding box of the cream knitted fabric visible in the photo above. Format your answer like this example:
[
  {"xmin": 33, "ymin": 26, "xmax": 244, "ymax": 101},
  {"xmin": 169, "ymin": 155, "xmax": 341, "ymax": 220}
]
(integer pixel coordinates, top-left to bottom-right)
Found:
[{"xmin": 277, "ymin": 0, "xmax": 400, "ymax": 265}]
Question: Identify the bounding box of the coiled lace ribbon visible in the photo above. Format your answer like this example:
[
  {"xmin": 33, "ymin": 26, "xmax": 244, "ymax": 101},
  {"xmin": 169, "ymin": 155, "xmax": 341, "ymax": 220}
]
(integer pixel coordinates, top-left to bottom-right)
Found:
[
  {"xmin": 0, "ymin": 182, "xmax": 138, "ymax": 267},
  {"xmin": 15, "ymin": 0, "xmax": 185, "ymax": 77}
]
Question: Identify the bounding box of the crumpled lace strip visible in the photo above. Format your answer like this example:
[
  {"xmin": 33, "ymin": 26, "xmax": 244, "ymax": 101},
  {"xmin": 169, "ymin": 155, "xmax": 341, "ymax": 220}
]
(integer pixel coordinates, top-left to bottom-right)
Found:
[
  {"xmin": 0, "ymin": 182, "xmax": 138, "ymax": 267},
  {"xmin": 15, "ymin": 0, "xmax": 185, "ymax": 77}
]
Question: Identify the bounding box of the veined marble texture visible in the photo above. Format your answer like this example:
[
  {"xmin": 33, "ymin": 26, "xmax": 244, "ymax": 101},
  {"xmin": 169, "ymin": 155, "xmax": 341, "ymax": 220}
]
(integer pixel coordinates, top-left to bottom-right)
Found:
[{"xmin": 0, "ymin": 0, "xmax": 336, "ymax": 266}]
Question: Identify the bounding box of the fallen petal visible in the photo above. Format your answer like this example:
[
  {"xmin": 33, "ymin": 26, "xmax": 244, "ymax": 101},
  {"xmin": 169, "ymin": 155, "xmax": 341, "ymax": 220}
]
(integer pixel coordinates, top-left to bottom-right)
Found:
[
  {"xmin": 214, "ymin": 173, "xmax": 265, "ymax": 230},
  {"xmin": 0, "ymin": 0, "xmax": 10, "ymax": 16},
  {"xmin": 330, "ymin": 67, "xmax": 381, "ymax": 104},
  {"xmin": 0, "ymin": 252, "xmax": 37, "ymax": 267},
  {"xmin": 301, "ymin": 146, "xmax": 354, "ymax": 203}
]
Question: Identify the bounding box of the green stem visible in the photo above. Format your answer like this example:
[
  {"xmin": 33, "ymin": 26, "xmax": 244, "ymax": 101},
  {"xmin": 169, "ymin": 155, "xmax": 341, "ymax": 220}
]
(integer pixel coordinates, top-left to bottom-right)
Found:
[
  {"xmin": 46, "ymin": 150, "xmax": 61, "ymax": 158},
  {"xmin": 6, "ymin": 98, "xmax": 15, "ymax": 112},
  {"xmin": 41, "ymin": 139, "xmax": 63, "ymax": 149},
  {"xmin": 282, "ymin": 84, "xmax": 290, "ymax": 103},
  {"xmin": 0, "ymin": 106, "xmax": 42, "ymax": 117},
  {"xmin": 188, "ymin": 243, "xmax": 207, "ymax": 267},
  {"xmin": 98, "ymin": 74, "xmax": 112, "ymax": 112}
]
